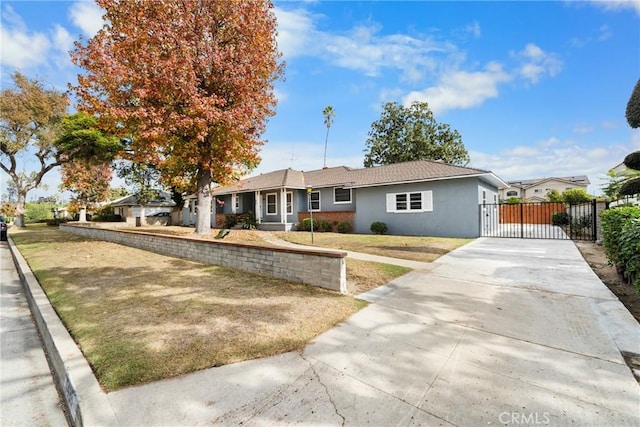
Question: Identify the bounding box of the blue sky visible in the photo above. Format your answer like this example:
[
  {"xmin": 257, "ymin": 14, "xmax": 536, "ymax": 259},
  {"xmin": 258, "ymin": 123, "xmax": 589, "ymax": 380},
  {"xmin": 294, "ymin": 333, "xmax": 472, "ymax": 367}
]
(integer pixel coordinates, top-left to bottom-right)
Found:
[{"xmin": 1, "ymin": 0, "xmax": 639, "ymax": 200}]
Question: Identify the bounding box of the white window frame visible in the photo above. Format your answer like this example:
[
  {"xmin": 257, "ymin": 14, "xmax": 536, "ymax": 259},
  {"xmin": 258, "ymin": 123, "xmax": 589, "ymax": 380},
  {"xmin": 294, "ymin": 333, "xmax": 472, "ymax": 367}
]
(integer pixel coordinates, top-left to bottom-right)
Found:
[
  {"xmin": 266, "ymin": 192, "xmax": 277, "ymax": 215},
  {"xmin": 506, "ymin": 190, "xmax": 518, "ymax": 197},
  {"xmin": 286, "ymin": 192, "xmax": 293, "ymax": 215},
  {"xmin": 386, "ymin": 191, "xmax": 433, "ymax": 213},
  {"xmin": 333, "ymin": 187, "xmax": 352, "ymax": 204},
  {"xmin": 309, "ymin": 191, "xmax": 320, "ymax": 211}
]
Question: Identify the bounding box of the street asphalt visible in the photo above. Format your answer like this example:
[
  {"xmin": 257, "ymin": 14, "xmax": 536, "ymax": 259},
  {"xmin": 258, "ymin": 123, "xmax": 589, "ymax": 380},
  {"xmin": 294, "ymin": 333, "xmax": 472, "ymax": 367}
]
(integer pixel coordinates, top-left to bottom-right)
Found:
[{"xmin": 5, "ymin": 234, "xmax": 640, "ymax": 426}]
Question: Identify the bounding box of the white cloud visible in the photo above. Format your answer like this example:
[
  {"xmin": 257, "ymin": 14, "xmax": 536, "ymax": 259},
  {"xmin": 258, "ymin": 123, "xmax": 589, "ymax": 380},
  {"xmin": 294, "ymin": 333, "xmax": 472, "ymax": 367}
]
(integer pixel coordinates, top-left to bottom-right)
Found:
[
  {"xmin": 466, "ymin": 21, "xmax": 481, "ymax": 38},
  {"xmin": 51, "ymin": 24, "xmax": 75, "ymax": 68},
  {"xmin": 276, "ymin": 8, "xmax": 562, "ymax": 115},
  {"xmin": 401, "ymin": 62, "xmax": 512, "ymax": 114},
  {"xmin": 275, "ymin": 6, "xmax": 456, "ymax": 83},
  {"xmin": 572, "ymin": 124, "xmax": 595, "ymax": 134},
  {"xmin": 0, "ymin": 5, "xmax": 50, "ymax": 68},
  {"xmin": 326, "ymin": 28, "xmax": 451, "ymax": 82},
  {"xmin": 469, "ymin": 134, "xmax": 639, "ymax": 194},
  {"xmin": 597, "ymin": 25, "xmax": 613, "ymax": 41},
  {"xmin": 275, "ymin": 7, "xmax": 316, "ymax": 58},
  {"xmin": 69, "ymin": 1, "xmax": 104, "ymax": 38},
  {"xmin": 513, "ymin": 43, "xmax": 562, "ymax": 84},
  {"xmin": 590, "ymin": 0, "xmax": 640, "ymax": 15},
  {"xmin": 273, "ymin": 87, "xmax": 288, "ymax": 104}
]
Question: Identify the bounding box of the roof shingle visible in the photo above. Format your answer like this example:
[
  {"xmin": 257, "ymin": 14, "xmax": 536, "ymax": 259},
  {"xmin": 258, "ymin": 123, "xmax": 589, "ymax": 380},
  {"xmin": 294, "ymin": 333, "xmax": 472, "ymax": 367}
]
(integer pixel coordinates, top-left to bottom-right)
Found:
[{"xmin": 212, "ymin": 160, "xmax": 502, "ymax": 194}]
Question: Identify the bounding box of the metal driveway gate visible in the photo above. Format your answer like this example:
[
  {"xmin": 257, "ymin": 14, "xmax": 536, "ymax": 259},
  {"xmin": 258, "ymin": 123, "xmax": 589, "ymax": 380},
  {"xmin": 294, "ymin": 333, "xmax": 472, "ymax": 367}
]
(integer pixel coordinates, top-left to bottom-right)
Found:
[{"xmin": 479, "ymin": 200, "xmax": 599, "ymax": 240}]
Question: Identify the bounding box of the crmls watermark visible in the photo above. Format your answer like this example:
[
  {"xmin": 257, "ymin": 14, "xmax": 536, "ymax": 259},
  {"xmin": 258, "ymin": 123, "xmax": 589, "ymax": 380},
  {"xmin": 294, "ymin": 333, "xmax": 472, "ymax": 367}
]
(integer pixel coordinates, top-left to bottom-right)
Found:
[{"xmin": 498, "ymin": 411, "xmax": 550, "ymax": 425}]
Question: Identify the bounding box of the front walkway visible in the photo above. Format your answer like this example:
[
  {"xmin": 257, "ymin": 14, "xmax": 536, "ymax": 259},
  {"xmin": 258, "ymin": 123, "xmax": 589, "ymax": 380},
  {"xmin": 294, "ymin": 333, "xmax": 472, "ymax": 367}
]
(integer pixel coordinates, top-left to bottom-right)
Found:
[{"xmin": 105, "ymin": 238, "xmax": 640, "ymax": 426}]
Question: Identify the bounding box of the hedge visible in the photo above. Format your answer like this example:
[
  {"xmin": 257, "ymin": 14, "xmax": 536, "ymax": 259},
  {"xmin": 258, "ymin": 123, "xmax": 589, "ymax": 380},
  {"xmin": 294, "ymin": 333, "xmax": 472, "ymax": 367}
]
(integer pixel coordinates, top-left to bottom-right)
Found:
[{"xmin": 601, "ymin": 206, "xmax": 640, "ymax": 289}]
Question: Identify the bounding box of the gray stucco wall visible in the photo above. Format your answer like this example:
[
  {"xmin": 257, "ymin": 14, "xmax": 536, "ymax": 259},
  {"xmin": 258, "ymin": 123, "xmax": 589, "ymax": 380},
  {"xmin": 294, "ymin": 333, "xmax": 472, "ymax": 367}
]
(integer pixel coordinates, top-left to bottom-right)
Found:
[{"xmin": 353, "ymin": 177, "xmax": 487, "ymax": 238}]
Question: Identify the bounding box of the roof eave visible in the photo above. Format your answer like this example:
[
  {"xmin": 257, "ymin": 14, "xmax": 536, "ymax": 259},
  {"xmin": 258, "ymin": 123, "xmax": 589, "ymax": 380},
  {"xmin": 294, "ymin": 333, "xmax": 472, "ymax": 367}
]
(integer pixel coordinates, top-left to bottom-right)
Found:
[{"xmin": 349, "ymin": 172, "xmax": 507, "ymax": 189}]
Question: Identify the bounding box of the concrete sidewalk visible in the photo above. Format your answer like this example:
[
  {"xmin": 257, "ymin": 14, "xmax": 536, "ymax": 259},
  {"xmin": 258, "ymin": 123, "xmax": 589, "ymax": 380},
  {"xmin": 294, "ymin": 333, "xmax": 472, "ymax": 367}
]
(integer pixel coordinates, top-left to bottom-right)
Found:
[
  {"xmin": 10, "ymin": 236, "xmax": 640, "ymax": 426},
  {"xmin": 0, "ymin": 241, "xmax": 68, "ymax": 426}
]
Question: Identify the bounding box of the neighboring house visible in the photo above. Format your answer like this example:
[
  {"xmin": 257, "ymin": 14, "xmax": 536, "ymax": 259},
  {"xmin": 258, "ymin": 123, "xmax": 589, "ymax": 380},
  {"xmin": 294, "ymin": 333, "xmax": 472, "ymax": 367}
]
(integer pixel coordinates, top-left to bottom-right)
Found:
[
  {"xmin": 499, "ymin": 176, "xmax": 590, "ymax": 202},
  {"xmin": 609, "ymin": 162, "xmax": 639, "ymax": 206},
  {"xmin": 210, "ymin": 160, "xmax": 507, "ymax": 238},
  {"xmin": 110, "ymin": 191, "xmax": 177, "ymax": 225}
]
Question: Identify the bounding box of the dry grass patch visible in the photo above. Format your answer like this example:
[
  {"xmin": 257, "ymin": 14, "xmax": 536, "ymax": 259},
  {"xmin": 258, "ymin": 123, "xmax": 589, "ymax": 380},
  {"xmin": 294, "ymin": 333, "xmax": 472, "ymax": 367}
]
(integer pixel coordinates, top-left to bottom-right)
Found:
[
  {"xmin": 10, "ymin": 225, "xmax": 366, "ymax": 391},
  {"xmin": 346, "ymin": 259, "xmax": 411, "ymax": 294},
  {"xmin": 275, "ymin": 232, "xmax": 472, "ymax": 263}
]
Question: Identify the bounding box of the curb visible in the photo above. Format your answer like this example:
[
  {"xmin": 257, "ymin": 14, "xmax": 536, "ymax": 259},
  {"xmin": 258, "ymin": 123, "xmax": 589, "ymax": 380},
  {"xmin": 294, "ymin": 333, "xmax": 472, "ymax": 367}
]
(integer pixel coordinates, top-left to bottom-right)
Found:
[{"xmin": 8, "ymin": 237, "xmax": 119, "ymax": 427}]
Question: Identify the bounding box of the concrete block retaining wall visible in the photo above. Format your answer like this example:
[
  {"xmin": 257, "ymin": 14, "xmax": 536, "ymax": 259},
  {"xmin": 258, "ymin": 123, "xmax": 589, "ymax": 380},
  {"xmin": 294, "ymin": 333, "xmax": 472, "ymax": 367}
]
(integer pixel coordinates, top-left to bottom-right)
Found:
[{"xmin": 60, "ymin": 224, "xmax": 347, "ymax": 293}]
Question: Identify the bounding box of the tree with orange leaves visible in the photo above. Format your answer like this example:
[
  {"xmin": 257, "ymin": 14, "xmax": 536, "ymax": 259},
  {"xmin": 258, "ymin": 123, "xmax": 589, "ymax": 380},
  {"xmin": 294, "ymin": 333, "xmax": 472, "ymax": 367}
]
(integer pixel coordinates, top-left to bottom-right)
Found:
[
  {"xmin": 71, "ymin": 0, "xmax": 283, "ymax": 234},
  {"xmin": 61, "ymin": 160, "xmax": 112, "ymax": 221}
]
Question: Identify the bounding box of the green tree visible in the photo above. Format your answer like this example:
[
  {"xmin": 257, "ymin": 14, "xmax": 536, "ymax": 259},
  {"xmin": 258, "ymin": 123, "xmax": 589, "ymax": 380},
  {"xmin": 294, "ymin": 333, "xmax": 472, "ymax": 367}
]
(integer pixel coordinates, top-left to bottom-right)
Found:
[
  {"xmin": 620, "ymin": 78, "xmax": 640, "ymax": 197},
  {"xmin": 562, "ymin": 188, "xmax": 592, "ymax": 205},
  {"xmin": 57, "ymin": 112, "xmax": 121, "ymax": 221},
  {"xmin": 117, "ymin": 161, "xmax": 160, "ymax": 226},
  {"xmin": 625, "ymin": 78, "xmax": 640, "ymax": 129},
  {"xmin": 322, "ymin": 105, "xmax": 335, "ymax": 169},
  {"xmin": 109, "ymin": 187, "xmax": 129, "ymax": 200},
  {"xmin": 71, "ymin": 0, "xmax": 283, "ymax": 235},
  {"xmin": 363, "ymin": 101, "xmax": 470, "ymax": 167},
  {"xmin": 24, "ymin": 201, "xmax": 56, "ymax": 224},
  {"xmin": 0, "ymin": 73, "xmax": 68, "ymax": 227},
  {"xmin": 546, "ymin": 189, "xmax": 563, "ymax": 202}
]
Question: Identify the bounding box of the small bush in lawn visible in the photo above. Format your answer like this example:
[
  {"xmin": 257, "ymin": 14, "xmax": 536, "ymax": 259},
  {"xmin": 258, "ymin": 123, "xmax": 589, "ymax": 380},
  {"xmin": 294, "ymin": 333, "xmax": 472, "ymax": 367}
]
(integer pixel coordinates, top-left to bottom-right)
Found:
[
  {"xmin": 370, "ymin": 221, "xmax": 387, "ymax": 235},
  {"xmin": 239, "ymin": 212, "xmax": 257, "ymax": 229},
  {"xmin": 319, "ymin": 220, "xmax": 332, "ymax": 232},
  {"xmin": 299, "ymin": 217, "xmax": 318, "ymax": 231},
  {"xmin": 225, "ymin": 215, "xmax": 237, "ymax": 228},
  {"xmin": 551, "ymin": 211, "xmax": 569, "ymax": 226},
  {"xmin": 336, "ymin": 221, "xmax": 351, "ymax": 233},
  {"xmin": 92, "ymin": 214, "xmax": 122, "ymax": 222}
]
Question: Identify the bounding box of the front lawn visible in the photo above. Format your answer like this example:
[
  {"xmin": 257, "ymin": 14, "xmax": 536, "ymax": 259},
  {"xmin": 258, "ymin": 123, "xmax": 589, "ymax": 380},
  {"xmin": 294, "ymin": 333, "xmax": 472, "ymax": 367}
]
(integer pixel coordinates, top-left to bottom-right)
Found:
[
  {"xmin": 10, "ymin": 225, "xmax": 367, "ymax": 391},
  {"xmin": 275, "ymin": 232, "xmax": 472, "ymax": 263}
]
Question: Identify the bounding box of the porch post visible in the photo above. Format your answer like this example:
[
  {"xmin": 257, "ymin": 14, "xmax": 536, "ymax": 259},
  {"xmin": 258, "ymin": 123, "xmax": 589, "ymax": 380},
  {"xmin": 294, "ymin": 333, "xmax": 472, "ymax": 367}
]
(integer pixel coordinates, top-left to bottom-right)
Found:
[
  {"xmin": 231, "ymin": 193, "xmax": 237, "ymax": 214},
  {"xmin": 281, "ymin": 188, "xmax": 287, "ymax": 225},
  {"xmin": 255, "ymin": 191, "xmax": 262, "ymax": 223}
]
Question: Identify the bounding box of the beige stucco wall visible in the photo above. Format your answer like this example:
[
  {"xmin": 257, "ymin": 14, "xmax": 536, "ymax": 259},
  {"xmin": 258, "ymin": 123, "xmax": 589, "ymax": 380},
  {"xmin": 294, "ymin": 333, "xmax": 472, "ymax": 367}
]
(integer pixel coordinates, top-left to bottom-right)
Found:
[{"xmin": 500, "ymin": 180, "xmax": 589, "ymax": 201}]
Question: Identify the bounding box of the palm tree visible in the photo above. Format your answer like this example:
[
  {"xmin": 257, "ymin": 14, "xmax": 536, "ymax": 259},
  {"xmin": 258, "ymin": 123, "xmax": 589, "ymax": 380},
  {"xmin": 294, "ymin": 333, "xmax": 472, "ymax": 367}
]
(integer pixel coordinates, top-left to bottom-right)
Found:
[{"xmin": 322, "ymin": 105, "xmax": 335, "ymax": 169}]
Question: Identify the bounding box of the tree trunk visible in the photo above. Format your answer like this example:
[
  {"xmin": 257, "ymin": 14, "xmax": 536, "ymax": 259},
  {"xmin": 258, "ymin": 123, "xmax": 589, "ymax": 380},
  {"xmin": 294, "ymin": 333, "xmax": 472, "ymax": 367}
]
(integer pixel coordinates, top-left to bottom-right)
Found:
[
  {"xmin": 195, "ymin": 168, "xmax": 212, "ymax": 235},
  {"xmin": 14, "ymin": 191, "xmax": 26, "ymax": 228},
  {"xmin": 79, "ymin": 206, "xmax": 88, "ymax": 222}
]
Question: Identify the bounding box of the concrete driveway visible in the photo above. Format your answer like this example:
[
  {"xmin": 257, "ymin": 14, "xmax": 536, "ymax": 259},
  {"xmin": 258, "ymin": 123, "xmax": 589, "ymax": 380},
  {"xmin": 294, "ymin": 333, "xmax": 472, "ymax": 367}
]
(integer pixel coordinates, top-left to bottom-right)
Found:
[{"xmin": 105, "ymin": 237, "xmax": 639, "ymax": 426}]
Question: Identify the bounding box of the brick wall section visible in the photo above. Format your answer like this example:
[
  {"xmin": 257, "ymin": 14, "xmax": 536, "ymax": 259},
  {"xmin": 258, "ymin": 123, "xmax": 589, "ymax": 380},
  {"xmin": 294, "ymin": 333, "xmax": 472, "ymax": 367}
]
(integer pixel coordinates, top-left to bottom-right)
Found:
[
  {"xmin": 60, "ymin": 223, "xmax": 347, "ymax": 293},
  {"xmin": 215, "ymin": 214, "xmax": 227, "ymax": 228},
  {"xmin": 298, "ymin": 211, "xmax": 355, "ymax": 229}
]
